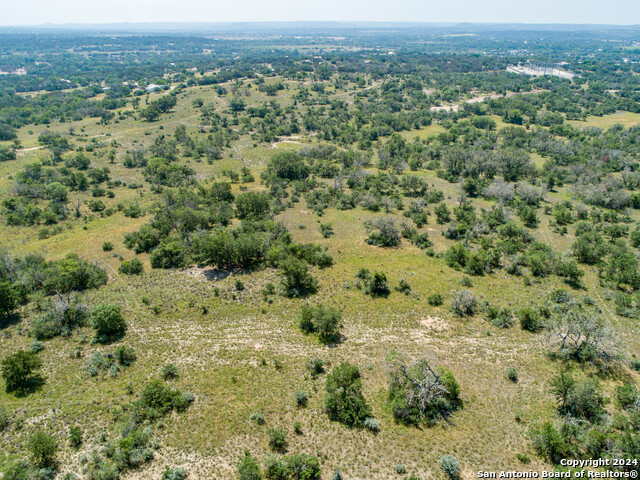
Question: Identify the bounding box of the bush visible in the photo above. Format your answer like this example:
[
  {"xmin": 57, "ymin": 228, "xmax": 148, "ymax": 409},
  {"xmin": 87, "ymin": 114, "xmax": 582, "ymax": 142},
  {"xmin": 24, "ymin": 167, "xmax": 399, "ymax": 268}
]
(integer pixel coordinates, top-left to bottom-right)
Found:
[
  {"xmin": 305, "ymin": 358, "xmax": 325, "ymax": 378},
  {"xmin": 298, "ymin": 304, "xmax": 342, "ymax": 342},
  {"xmin": 320, "ymin": 223, "xmax": 334, "ymax": 238},
  {"xmin": 295, "ymin": 390, "xmax": 308, "ymax": 407},
  {"xmin": 387, "ymin": 351, "xmax": 462, "ymax": 425},
  {"xmin": 237, "ymin": 451, "xmax": 262, "ymax": 480},
  {"xmin": 1, "ymin": 350, "xmax": 43, "ymax": 393},
  {"xmin": 135, "ymin": 379, "xmax": 193, "ymax": 419},
  {"xmin": 364, "ymin": 271, "xmax": 390, "ymax": 298},
  {"xmin": 161, "ymin": 467, "xmax": 189, "ymax": 480},
  {"xmin": 279, "ymin": 256, "xmax": 317, "ymax": 298},
  {"xmin": 0, "ymin": 280, "xmax": 19, "ymax": 318},
  {"xmin": 518, "ymin": 307, "xmax": 543, "ymax": 332},
  {"xmin": 286, "ymin": 454, "xmax": 321, "ymax": 480},
  {"xmin": 529, "ymin": 422, "xmax": 567, "ymax": 464},
  {"xmin": 395, "ymin": 279, "xmax": 412, "ymax": 295},
  {"xmin": 250, "ymin": 412, "xmax": 266, "ymax": 425},
  {"xmin": 451, "ymin": 290, "xmax": 477, "ymax": 316},
  {"xmin": 440, "ymin": 455, "xmax": 461, "ymax": 480},
  {"xmin": 505, "ymin": 366, "xmax": 519, "ymax": 383},
  {"xmin": 325, "ymin": 362, "xmax": 372, "ymax": 427},
  {"xmin": 161, "ymin": 363, "xmax": 179, "ymax": 380},
  {"xmin": 119, "ymin": 259, "xmax": 144, "ymax": 275},
  {"xmin": 363, "ymin": 417, "xmax": 379, "ymax": 432},
  {"xmin": 32, "ymin": 298, "xmax": 89, "ymax": 339},
  {"xmin": 114, "ymin": 345, "xmax": 137, "ymax": 366},
  {"xmin": 365, "ymin": 217, "xmax": 401, "ymax": 247},
  {"xmin": 0, "ymin": 406, "xmax": 10, "ymax": 431},
  {"xmin": 266, "ymin": 428, "xmax": 288, "ymax": 453},
  {"xmin": 427, "ymin": 293, "xmax": 444, "ymax": 306},
  {"xmin": 69, "ymin": 426, "xmax": 83, "ymax": 448},
  {"xmin": 28, "ymin": 431, "xmax": 57, "ymax": 468},
  {"xmin": 102, "ymin": 241, "xmax": 114, "ymax": 251},
  {"xmin": 90, "ymin": 303, "xmax": 127, "ymax": 341}
]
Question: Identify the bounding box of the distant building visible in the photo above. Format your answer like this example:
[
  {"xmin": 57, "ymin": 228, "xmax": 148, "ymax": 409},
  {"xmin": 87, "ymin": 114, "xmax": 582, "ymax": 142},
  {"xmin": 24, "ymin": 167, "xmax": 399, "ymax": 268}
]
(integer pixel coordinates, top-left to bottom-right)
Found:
[
  {"xmin": 146, "ymin": 84, "xmax": 163, "ymax": 93},
  {"xmin": 506, "ymin": 64, "xmax": 575, "ymax": 80}
]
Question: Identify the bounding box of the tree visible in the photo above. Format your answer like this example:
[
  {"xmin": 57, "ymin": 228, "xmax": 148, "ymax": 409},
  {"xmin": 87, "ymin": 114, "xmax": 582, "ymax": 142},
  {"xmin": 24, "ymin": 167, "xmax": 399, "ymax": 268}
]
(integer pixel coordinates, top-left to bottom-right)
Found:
[
  {"xmin": 325, "ymin": 362, "xmax": 372, "ymax": 427},
  {"xmin": 90, "ymin": 303, "xmax": 127, "ymax": 340},
  {"xmin": 237, "ymin": 450, "xmax": 262, "ymax": 480},
  {"xmin": 28, "ymin": 431, "xmax": 57, "ymax": 468},
  {"xmin": 0, "ymin": 280, "xmax": 19, "ymax": 318},
  {"xmin": 287, "ymin": 454, "xmax": 321, "ymax": 480},
  {"xmin": 235, "ymin": 192, "xmax": 271, "ymax": 220},
  {"xmin": 229, "ymin": 97, "xmax": 246, "ymax": 112},
  {"xmin": 298, "ymin": 304, "xmax": 342, "ymax": 342},
  {"xmin": 571, "ymin": 231, "xmax": 607, "ymax": 265},
  {"xmin": 386, "ymin": 351, "xmax": 462, "ymax": 425},
  {"xmin": 279, "ymin": 257, "xmax": 317, "ymax": 297},
  {"xmin": 365, "ymin": 217, "xmax": 401, "ymax": 247},
  {"xmin": 547, "ymin": 308, "xmax": 616, "ymax": 365},
  {"xmin": 1, "ymin": 350, "xmax": 43, "ymax": 393}
]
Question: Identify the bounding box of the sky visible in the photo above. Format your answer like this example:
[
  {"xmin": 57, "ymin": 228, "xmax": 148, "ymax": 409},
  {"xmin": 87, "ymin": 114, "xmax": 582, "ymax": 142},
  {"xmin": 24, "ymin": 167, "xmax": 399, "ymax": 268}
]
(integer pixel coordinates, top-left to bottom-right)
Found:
[{"xmin": 1, "ymin": 0, "xmax": 639, "ymax": 26}]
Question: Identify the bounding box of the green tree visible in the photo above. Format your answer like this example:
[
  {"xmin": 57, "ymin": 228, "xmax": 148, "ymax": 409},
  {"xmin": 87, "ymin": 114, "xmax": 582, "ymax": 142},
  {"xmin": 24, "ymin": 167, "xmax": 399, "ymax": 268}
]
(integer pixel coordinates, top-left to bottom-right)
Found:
[
  {"xmin": 325, "ymin": 362, "xmax": 372, "ymax": 427},
  {"xmin": 0, "ymin": 280, "xmax": 19, "ymax": 318},
  {"xmin": 1, "ymin": 350, "xmax": 43, "ymax": 393},
  {"xmin": 90, "ymin": 303, "xmax": 127, "ymax": 340},
  {"xmin": 237, "ymin": 450, "xmax": 262, "ymax": 480},
  {"xmin": 28, "ymin": 431, "xmax": 57, "ymax": 468},
  {"xmin": 279, "ymin": 257, "xmax": 317, "ymax": 297}
]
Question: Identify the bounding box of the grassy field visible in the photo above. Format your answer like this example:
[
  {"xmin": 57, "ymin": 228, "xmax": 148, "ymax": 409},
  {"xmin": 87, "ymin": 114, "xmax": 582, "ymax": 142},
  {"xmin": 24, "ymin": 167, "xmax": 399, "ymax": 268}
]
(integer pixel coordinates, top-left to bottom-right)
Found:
[{"xmin": 1, "ymin": 76, "xmax": 639, "ymax": 480}]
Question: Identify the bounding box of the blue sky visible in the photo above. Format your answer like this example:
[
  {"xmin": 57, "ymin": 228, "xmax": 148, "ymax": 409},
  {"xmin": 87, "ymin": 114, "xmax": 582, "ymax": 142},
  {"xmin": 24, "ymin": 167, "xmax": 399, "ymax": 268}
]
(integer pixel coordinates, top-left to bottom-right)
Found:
[{"xmin": 1, "ymin": 0, "xmax": 639, "ymax": 26}]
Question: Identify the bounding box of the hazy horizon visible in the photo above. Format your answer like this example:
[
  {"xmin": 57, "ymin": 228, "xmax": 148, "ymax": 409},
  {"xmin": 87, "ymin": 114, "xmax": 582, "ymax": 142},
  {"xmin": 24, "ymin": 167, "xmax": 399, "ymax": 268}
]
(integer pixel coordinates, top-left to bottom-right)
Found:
[{"xmin": 2, "ymin": 0, "xmax": 640, "ymax": 28}]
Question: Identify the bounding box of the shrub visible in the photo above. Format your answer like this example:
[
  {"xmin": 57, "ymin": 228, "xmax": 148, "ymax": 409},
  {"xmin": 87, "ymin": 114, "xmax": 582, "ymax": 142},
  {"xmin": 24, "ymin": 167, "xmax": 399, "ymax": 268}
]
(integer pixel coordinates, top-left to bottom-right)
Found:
[
  {"xmin": 490, "ymin": 308, "xmax": 514, "ymax": 328},
  {"xmin": 395, "ymin": 464, "xmax": 407, "ymax": 474},
  {"xmin": 32, "ymin": 298, "xmax": 89, "ymax": 339},
  {"xmin": 114, "ymin": 345, "xmax": 137, "ymax": 366},
  {"xmin": 451, "ymin": 290, "xmax": 477, "ymax": 316},
  {"xmin": 135, "ymin": 379, "xmax": 193, "ymax": 419},
  {"xmin": 150, "ymin": 241, "xmax": 187, "ymax": 269},
  {"xmin": 319, "ymin": 223, "xmax": 334, "ymax": 238},
  {"xmin": 119, "ymin": 259, "xmax": 144, "ymax": 275},
  {"xmin": 365, "ymin": 217, "xmax": 401, "ymax": 247},
  {"xmin": 286, "ymin": 454, "xmax": 321, "ymax": 480},
  {"xmin": 161, "ymin": 363, "xmax": 179, "ymax": 380},
  {"xmin": 440, "ymin": 455, "xmax": 461, "ymax": 480},
  {"xmin": 529, "ymin": 422, "xmax": 567, "ymax": 464},
  {"xmin": 325, "ymin": 362, "xmax": 372, "ymax": 427},
  {"xmin": 395, "ymin": 279, "xmax": 412, "ymax": 295},
  {"xmin": 279, "ymin": 256, "xmax": 317, "ymax": 297},
  {"xmin": 518, "ymin": 307, "xmax": 543, "ymax": 332},
  {"xmin": 427, "ymin": 293, "xmax": 444, "ymax": 306},
  {"xmin": 305, "ymin": 358, "xmax": 325, "ymax": 377},
  {"xmin": 505, "ymin": 366, "xmax": 519, "ymax": 383},
  {"xmin": 298, "ymin": 304, "xmax": 341, "ymax": 342},
  {"xmin": 0, "ymin": 280, "xmax": 19, "ymax": 318},
  {"xmin": 263, "ymin": 455, "xmax": 289, "ymax": 480},
  {"xmin": 90, "ymin": 303, "xmax": 127, "ymax": 341},
  {"xmin": 266, "ymin": 428, "xmax": 288, "ymax": 453},
  {"xmin": 363, "ymin": 417, "xmax": 379, "ymax": 432},
  {"xmin": 0, "ymin": 406, "xmax": 10, "ymax": 431},
  {"xmin": 69, "ymin": 426, "xmax": 83, "ymax": 448},
  {"xmin": 387, "ymin": 351, "xmax": 462, "ymax": 425},
  {"xmin": 1, "ymin": 350, "xmax": 43, "ymax": 393},
  {"xmin": 250, "ymin": 412, "xmax": 265, "ymax": 425},
  {"xmin": 28, "ymin": 431, "xmax": 57, "ymax": 468},
  {"xmin": 237, "ymin": 451, "xmax": 262, "ymax": 480},
  {"xmin": 364, "ymin": 271, "xmax": 390, "ymax": 298},
  {"xmin": 295, "ymin": 390, "xmax": 308, "ymax": 407},
  {"xmin": 161, "ymin": 467, "xmax": 189, "ymax": 480}
]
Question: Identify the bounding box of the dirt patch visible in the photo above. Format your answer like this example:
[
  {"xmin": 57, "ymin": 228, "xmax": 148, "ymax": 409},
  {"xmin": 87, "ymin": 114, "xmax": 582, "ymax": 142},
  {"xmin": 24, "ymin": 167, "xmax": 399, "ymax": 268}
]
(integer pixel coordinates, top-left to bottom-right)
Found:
[{"xmin": 419, "ymin": 315, "xmax": 448, "ymax": 332}]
